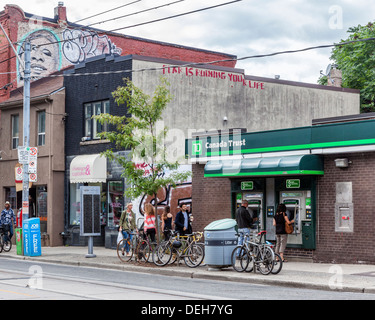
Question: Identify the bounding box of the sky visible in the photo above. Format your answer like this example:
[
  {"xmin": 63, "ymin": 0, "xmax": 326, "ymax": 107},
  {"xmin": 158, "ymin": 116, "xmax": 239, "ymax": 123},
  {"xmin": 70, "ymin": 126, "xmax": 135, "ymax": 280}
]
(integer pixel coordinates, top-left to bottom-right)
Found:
[{"xmin": 5, "ymin": 0, "xmax": 375, "ymax": 84}]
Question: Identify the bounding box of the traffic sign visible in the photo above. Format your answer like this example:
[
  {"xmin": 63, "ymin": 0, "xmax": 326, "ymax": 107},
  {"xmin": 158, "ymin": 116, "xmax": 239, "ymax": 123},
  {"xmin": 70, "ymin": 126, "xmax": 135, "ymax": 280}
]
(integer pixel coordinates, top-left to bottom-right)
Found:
[
  {"xmin": 28, "ymin": 160, "xmax": 37, "ymax": 173},
  {"xmin": 29, "ymin": 173, "xmax": 37, "ymax": 183}
]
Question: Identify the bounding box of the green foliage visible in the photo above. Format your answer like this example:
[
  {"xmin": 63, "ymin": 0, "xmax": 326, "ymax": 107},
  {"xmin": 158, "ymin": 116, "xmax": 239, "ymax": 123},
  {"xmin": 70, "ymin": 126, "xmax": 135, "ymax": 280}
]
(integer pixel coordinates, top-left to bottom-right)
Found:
[
  {"xmin": 94, "ymin": 77, "xmax": 191, "ymax": 201},
  {"xmin": 328, "ymin": 21, "xmax": 375, "ymax": 113}
]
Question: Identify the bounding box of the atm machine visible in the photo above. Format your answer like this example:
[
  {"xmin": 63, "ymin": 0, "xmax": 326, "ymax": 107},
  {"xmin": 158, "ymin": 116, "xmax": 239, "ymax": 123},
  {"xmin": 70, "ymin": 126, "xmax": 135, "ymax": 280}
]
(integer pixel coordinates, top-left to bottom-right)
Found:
[{"xmin": 279, "ymin": 191, "xmax": 312, "ymax": 246}]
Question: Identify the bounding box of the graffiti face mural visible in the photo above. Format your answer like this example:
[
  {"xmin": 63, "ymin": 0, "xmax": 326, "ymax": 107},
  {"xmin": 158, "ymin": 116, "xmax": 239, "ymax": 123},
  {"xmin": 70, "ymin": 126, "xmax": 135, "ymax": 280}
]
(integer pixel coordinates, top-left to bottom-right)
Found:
[
  {"xmin": 18, "ymin": 29, "xmax": 61, "ymax": 84},
  {"xmin": 17, "ymin": 27, "xmax": 122, "ymax": 84}
]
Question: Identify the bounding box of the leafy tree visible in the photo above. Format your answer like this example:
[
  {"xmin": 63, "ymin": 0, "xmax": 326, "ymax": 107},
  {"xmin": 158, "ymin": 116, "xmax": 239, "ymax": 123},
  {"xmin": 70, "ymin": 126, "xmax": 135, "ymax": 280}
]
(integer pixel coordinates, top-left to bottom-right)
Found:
[
  {"xmin": 95, "ymin": 77, "xmax": 191, "ymax": 243},
  {"xmin": 324, "ymin": 22, "xmax": 375, "ymax": 113}
]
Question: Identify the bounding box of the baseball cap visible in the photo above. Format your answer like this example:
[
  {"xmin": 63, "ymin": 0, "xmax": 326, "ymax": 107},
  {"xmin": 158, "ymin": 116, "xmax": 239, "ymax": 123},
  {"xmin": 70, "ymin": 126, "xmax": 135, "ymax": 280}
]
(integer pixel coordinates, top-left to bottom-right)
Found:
[{"xmin": 5, "ymin": 201, "xmax": 10, "ymax": 205}]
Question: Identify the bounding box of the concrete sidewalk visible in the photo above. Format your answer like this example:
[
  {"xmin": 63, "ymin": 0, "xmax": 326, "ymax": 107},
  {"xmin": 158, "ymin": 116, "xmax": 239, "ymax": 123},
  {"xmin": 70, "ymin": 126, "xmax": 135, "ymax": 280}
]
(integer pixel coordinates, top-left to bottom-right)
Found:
[{"xmin": 2, "ymin": 246, "xmax": 375, "ymax": 295}]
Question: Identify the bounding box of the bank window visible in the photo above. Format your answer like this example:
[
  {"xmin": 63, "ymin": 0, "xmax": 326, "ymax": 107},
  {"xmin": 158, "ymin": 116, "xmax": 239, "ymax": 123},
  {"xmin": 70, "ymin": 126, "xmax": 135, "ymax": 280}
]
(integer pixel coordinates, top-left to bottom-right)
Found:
[
  {"xmin": 37, "ymin": 111, "xmax": 46, "ymax": 146},
  {"xmin": 83, "ymin": 100, "xmax": 110, "ymax": 140},
  {"xmin": 11, "ymin": 114, "xmax": 19, "ymax": 149}
]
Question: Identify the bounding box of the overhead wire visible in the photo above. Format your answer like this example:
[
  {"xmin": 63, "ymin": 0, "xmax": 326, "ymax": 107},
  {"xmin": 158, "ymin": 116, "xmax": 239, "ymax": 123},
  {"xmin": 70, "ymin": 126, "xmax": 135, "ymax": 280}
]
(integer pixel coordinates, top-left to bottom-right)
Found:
[
  {"xmin": 85, "ymin": 0, "xmax": 187, "ymax": 28},
  {"xmin": 72, "ymin": 0, "xmax": 143, "ymax": 24}
]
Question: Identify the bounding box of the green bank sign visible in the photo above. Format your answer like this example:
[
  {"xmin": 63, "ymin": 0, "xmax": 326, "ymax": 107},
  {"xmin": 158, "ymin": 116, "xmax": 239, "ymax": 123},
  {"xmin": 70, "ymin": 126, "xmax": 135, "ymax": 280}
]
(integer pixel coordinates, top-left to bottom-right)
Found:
[{"xmin": 186, "ymin": 120, "xmax": 375, "ymax": 159}]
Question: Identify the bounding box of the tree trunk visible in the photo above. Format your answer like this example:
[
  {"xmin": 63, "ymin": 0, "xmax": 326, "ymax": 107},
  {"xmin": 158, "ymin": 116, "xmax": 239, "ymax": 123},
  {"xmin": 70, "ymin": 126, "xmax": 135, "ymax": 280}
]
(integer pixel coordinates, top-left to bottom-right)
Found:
[{"xmin": 154, "ymin": 192, "xmax": 160, "ymax": 244}]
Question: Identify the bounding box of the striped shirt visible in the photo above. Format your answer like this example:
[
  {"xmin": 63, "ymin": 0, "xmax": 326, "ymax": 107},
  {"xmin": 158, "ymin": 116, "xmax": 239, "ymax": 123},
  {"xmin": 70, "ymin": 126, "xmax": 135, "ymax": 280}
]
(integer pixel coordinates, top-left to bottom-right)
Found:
[{"xmin": 144, "ymin": 214, "xmax": 156, "ymax": 231}]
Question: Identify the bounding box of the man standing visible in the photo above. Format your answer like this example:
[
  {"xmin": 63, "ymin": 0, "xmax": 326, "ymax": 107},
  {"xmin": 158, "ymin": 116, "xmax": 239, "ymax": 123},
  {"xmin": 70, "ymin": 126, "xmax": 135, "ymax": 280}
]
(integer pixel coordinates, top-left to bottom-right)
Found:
[
  {"xmin": 175, "ymin": 204, "xmax": 192, "ymax": 236},
  {"xmin": 1, "ymin": 201, "xmax": 16, "ymax": 243},
  {"xmin": 235, "ymin": 200, "xmax": 253, "ymax": 252}
]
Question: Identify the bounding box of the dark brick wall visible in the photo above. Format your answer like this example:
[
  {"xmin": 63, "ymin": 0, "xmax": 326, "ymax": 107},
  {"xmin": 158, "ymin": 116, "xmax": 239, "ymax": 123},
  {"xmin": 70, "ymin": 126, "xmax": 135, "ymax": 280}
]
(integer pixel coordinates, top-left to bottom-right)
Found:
[
  {"xmin": 314, "ymin": 152, "xmax": 375, "ymax": 264},
  {"xmin": 64, "ymin": 55, "xmax": 132, "ymax": 157},
  {"xmin": 192, "ymin": 164, "xmax": 232, "ymax": 231}
]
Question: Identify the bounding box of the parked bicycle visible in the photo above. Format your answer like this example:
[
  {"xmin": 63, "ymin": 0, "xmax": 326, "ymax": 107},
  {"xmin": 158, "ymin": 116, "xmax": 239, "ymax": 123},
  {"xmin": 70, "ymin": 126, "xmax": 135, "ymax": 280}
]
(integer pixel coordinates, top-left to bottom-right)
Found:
[
  {"xmin": 152, "ymin": 231, "xmax": 204, "ymax": 268},
  {"xmin": 231, "ymin": 230, "xmax": 275, "ymax": 275},
  {"xmin": 0, "ymin": 225, "xmax": 12, "ymax": 253},
  {"xmin": 116, "ymin": 228, "xmax": 156, "ymax": 263}
]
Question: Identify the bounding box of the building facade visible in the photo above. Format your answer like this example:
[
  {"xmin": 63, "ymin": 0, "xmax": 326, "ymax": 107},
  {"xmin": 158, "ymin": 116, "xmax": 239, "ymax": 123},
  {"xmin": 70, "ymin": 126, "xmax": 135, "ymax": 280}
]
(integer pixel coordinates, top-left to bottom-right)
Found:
[
  {"xmin": 185, "ymin": 114, "xmax": 375, "ymax": 264},
  {"xmin": 0, "ymin": 76, "xmax": 65, "ymax": 246}
]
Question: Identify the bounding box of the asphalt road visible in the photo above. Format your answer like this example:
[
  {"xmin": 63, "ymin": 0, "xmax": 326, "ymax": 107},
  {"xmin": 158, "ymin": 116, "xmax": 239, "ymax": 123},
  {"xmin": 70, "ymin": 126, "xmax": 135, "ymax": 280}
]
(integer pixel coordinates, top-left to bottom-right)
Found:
[{"xmin": 0, "ymin": 258, "xmax": 374, "ymax": 301}]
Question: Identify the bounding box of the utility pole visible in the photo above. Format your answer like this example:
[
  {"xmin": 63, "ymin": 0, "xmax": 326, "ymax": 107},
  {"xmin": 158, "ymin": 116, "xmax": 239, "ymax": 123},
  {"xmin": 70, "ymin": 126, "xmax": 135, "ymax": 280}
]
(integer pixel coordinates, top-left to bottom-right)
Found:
[
  {"xmin": 0, "ymin": 23, "xmax": 31, "ymax": 221},
  {"xmin": 22, "ymin": 41, "xmax": 31, "ymax": 222}
]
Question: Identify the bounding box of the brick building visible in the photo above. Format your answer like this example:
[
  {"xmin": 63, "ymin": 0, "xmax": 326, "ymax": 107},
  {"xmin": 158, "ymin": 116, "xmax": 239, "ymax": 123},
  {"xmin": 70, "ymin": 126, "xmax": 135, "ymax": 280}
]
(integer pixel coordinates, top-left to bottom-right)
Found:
[
  {"xmin": 0, "ymin": 3, "xmax": 236, "ymax": 103},
  {"xmin": 186, "ymin": 114, "xmax": 375, "ymax": 264}
]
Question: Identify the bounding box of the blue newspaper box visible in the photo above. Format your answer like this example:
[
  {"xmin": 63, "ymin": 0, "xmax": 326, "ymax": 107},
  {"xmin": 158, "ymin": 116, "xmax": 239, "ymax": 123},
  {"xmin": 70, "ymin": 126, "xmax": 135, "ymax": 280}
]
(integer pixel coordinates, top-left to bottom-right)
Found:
[{"xmin": 23, "ymin": 218, "xmax": 42, "ymax": 257}]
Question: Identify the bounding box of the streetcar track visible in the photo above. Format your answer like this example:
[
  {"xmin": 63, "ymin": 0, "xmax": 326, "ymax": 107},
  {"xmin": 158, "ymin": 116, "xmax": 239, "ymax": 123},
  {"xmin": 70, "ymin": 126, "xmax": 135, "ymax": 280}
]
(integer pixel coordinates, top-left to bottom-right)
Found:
[{"xmin": 0, "ymin": 262, "xmax": 231, "ymax": 300}]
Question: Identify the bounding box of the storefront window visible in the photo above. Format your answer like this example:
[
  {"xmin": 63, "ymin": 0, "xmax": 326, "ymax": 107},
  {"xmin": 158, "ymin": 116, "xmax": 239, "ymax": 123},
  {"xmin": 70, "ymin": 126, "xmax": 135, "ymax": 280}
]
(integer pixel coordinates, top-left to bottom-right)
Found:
[
  {"xmin": 4, "ymin": 187, "xmax": 17, "ymax": 210},
  {"xmin": 107, "ymin": 181, "xmax": 124, "ymax": 228},
  {"xmin": 70, "ymin": 183, "xmax": 83, "ymax": 225},
  {"xmin": 70, "ymin": 183, "xmax": 109, "ymax": 227}
]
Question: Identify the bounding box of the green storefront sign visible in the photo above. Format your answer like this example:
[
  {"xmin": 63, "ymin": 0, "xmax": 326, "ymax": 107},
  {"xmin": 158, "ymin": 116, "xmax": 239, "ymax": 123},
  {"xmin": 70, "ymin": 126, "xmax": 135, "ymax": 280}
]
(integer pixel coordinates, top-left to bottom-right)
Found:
[
  {"xmin": 241, "ymin": 181, "xmax": 254, "ymax": 190},
  {"xmin": 186, "ymin": 119, "xmax": 375, "ymax": 159},
  {"xmin": 286, "ymin": 179, "xmax": 300, "ymax": 189}
]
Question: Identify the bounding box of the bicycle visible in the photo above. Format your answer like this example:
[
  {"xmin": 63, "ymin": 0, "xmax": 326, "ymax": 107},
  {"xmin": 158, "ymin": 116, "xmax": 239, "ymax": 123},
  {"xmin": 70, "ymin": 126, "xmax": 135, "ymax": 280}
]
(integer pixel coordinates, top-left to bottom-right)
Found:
[
  {"xmin": 116, "ymin": 231, "xmax": 137, "ymax": 263},
  {"xmin": 152, "ymin": 231, "xmax": 204, "ymax": 268},
  {"xmin": 0, "ymin": 225, "xmax": 12, "ymax": 253},
  {"xmin": 231, "ymin": 231, "xmax": 275, "ymax": 275},
  {"xmin": 117, "ymin": 228, "xmax": 157, "ymax": 263}
]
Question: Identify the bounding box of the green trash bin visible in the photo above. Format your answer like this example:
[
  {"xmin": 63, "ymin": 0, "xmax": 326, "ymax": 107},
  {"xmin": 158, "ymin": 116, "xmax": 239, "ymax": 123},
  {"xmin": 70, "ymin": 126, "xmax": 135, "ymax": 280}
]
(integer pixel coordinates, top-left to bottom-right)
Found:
[{"xmin": 15, "ymin": 228, "xmax": 22, "ymax": 255}]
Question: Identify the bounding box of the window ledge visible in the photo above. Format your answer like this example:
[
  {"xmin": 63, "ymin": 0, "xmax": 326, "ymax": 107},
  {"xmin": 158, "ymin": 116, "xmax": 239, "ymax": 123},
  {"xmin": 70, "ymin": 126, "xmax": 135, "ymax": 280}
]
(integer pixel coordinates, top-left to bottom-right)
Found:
[{"xmin": 80, "ymin": 139, "xmax": 110, "ymax": 146}]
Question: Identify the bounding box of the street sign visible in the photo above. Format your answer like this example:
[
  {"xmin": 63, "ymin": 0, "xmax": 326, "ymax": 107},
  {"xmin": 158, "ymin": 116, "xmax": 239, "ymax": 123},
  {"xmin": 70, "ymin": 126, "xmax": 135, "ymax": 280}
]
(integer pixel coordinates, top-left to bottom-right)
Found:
[
  {"xmin": 28, "ymin": 160, "xmax": 37, "ymax": 173},
  {"xmin": 18, "ymin": 146, "xmax": 28, "ymax": 164},
  {"xmin": 29, "ymin": 173, "xmax": 37, "ymax": 183},
  {"xmin": 15, "ymin": 165, "xmax": 23, "ymax": 183},
  {"xmin": 286, "ymin": 179, "xmax": 300, "ymax": 189}
]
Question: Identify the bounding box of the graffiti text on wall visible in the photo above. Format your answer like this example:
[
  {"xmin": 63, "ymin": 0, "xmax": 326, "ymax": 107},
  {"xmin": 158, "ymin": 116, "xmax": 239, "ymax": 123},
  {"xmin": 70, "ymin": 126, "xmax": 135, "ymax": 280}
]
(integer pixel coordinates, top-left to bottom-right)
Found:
[
  {"xmin": 162, "ymin": 65, "xmax": 265, "ymax": 90},
  {"xmin": 62, "ymin": 29, "xmax": 122, "ymax": 64}
]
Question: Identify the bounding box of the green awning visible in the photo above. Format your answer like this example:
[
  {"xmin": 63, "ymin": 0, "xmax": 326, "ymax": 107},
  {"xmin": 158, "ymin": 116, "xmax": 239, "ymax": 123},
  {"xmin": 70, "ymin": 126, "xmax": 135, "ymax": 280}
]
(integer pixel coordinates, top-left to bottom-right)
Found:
[{"xmin": 204, "ymin": 155, "xmax": 324, "ymax": 178}]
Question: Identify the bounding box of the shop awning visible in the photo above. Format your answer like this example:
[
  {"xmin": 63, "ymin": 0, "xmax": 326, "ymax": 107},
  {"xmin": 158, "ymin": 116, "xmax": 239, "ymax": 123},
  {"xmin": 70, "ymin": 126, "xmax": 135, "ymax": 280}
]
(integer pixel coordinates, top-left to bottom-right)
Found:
[
  {"xmin": 70, "ymin": 154, "xmax": 107, "ymax": 183},
  {"xmin": 204, "ymin": 155, "xmax": 324, "ymax": 178}
]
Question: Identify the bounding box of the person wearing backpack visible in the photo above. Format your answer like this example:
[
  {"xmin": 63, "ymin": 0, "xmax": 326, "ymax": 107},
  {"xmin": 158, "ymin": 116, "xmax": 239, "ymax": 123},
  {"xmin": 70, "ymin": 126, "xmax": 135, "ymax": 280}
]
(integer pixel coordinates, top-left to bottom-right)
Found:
[{"xmin": 235, "ymin": 200, "xmax": 253, "ymax": 256}]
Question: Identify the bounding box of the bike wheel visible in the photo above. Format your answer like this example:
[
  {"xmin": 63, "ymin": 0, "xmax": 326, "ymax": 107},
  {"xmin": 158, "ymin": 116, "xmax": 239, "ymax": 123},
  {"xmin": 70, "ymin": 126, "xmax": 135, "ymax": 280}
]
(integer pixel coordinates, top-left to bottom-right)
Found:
[
  {"xmin": 271, "ymin": 253, "xmax": 283, "ymax": 274},
  {"xmin": 153, "ymin": 242, "xmax": 172, "ymax": 266},
  {"xmin": 257, "ymin": 246, "xmax": 275, "ymax": 275},
  {"xmin": 184, "ymin": 243, "xmax": 204, "ymax": 268},
  {"xmin": 231, "ymin": 245, "xmax": 249, "ymax": 272},
  {"xmin": 116, "ymin": 238, "xmax": 133, "ymax": 262},
  {"xmin": 2, "ymin": 239, "xmax": 11, "ymax": 252},
  {"xmin": 137, "ymin": 240, "xmax": 151, "ymax": 262},
  {"xmin": 0, "ymin": 236, "xmax": 3, "ymax": 253}
]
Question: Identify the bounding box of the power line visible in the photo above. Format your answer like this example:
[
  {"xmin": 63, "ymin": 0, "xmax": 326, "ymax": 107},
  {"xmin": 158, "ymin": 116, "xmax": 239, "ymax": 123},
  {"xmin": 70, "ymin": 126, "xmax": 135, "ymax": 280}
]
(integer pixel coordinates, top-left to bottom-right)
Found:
[
  {"xmin": 110, "ymin": 0, "xmax": 242, "ymax": 32},
  {"xmin": 34, "ymin": 1, "xmax": 243, "ymax": 48},
  {"xmin": 86, "ymin": 0, "xmax": 186, "ymax": 28},
  {"xmin": 73, "ymin": 0, "xmax": 142, "ymax": 24}
]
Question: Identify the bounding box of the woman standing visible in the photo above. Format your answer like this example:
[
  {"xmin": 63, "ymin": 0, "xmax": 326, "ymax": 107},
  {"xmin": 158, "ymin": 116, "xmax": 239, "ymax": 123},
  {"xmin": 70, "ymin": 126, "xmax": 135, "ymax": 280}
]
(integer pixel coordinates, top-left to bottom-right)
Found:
[
  {"xmin": 161, "ymin": 206, "xmax": 173, "ymax": 240},
  {"xmin": 273, "ymin": 203, "xmax": 294, "ymax": 262},
  {"xmin": 144, "ymin": 203, "xmax": 156, "ymax": 243},
  {"xmin": 119, "ymin": 203, "xmax": 136, "ymax": 256}
]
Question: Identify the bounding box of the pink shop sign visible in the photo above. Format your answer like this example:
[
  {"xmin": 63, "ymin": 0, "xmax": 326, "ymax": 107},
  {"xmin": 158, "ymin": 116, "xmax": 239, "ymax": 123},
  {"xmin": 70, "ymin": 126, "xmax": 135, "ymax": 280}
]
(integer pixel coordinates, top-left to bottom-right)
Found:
[{"xmin": 71, "ymin": 165, "xmax": 91, "ymax": 177}]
